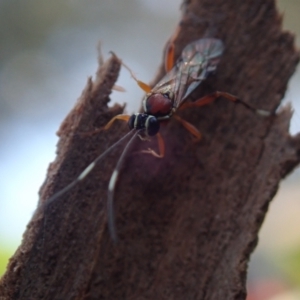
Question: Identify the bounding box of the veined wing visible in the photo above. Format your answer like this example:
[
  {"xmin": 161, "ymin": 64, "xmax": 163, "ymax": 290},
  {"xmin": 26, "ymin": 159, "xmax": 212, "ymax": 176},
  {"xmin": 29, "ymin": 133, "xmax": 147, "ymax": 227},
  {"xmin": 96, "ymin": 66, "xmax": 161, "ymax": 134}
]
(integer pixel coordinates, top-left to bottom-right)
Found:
[{"xmin": 152, "ymin": 38, "xmax": 224, "ymax": 109}]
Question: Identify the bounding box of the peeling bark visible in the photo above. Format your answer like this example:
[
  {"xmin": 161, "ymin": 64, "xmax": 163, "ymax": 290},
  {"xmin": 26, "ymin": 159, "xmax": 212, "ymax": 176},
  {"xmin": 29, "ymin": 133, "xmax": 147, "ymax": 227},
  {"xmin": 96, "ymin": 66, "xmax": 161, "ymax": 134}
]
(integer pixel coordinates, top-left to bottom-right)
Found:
[{"xmin": 1, "ymin": 0, "xmax": 299, "ymax": 299}]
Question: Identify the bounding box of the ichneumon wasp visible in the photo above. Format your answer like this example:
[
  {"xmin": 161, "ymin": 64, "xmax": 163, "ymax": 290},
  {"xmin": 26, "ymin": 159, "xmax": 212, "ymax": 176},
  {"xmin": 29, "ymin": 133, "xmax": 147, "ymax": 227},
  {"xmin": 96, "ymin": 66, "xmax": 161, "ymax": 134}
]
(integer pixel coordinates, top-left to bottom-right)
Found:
[{"xmin": 42, "ymin": 37, "xmax": 271, "ymax": 242}]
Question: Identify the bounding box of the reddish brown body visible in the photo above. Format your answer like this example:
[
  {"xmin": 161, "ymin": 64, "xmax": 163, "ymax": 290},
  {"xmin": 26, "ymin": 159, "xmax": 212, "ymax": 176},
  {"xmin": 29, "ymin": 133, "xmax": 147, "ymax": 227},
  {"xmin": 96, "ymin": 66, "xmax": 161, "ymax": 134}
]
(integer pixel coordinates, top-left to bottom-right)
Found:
[{"xmin": 143, "ymin": 93, "xmax": 173, "ymax": 117}]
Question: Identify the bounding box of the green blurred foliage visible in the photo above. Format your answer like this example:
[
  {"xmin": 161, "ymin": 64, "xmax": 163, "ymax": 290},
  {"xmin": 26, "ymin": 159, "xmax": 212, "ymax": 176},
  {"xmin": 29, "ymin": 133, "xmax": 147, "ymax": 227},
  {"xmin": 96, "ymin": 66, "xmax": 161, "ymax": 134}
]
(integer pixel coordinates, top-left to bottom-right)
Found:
[
  {"xmin": 0, "ymin": 246, "xmax": 16, "ymax": 276},
  {"xmin": 280, "ymin": 246, "xmax": 300, "ymax": 286}
]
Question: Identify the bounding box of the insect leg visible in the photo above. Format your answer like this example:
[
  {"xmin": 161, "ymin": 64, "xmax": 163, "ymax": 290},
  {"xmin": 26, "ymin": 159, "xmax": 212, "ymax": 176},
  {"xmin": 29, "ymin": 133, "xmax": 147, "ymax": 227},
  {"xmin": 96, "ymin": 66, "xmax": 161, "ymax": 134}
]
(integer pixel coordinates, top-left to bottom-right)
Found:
[
  {"xmin": 179, "ymin": 91, "xmax": 271, "ymax": 116},
  {"xmin": 121, "ymin": 61, "xmax": 152, "ymax": 93},
  {"xmin": 165, "ymin": 26, "xmax": 181, "ymax": 71},
  {"xmin": 165, "ymin": 41, "xmax": 175, "ymax": 72},
  {"xmin": 140, "ymin": 132, "xmax": 165, "ymax": 158},
  {"xmin": 173, "ymin": 114, "xmax": 202, "ymax": 141},
  {"xmin": 179, "ymin": 91, "xmax": 233, "ymax": 110},
  {"xmin": 78, "ymin": 114, "xmax": 130, "ymax": 137},
  {"xmin": 107, "ymin": 129, "xmax": 142, "ymax": 242},
  {"xmin": 104, "ymin": 114, "xmax": 131, "ymax": 130}
]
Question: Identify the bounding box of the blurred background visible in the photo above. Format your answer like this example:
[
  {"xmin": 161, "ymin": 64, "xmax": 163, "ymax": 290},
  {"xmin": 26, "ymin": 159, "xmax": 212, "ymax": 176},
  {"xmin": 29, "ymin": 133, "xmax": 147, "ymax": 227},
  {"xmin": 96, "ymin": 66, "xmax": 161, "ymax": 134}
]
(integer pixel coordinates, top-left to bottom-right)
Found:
[{"xmin": 0, "ymin": 1, "xmax": 299, "ymax": 299}]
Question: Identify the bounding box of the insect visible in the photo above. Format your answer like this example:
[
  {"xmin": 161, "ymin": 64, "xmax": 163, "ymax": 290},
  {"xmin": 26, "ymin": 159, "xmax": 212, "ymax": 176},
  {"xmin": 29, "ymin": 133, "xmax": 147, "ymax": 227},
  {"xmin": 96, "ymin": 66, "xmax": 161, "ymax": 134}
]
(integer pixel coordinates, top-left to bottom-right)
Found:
[{"xmin": 42, "ymin": 37, "xmax": 270, "ymax": 242}]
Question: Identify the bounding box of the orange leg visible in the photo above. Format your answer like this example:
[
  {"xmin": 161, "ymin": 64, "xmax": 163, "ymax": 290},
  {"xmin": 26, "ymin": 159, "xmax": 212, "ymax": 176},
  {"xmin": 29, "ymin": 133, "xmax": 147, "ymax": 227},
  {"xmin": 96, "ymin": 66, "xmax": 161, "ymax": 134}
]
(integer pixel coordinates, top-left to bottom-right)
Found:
[
  {"xmin": 173, "ymin": 115, "xmax": 201, "ymax": 141},
  {"xmin": 165, "ymin": 26, "xmax": 181, "ymax": 72},
  {"xmin": 179, "ymin": 91, "xmax": 271, "ymax": 116},
  {"xmin": 140, "ymin": 132, "xmax": 165, "ymax": 158},
  {"xmin": 104, "ymin": 114, "xmax": 130, "ymax": 130},
  {"xmin": 121, "ymin": 61, "xmax": 152, "ymax": 93},
  {"xmin": 165, "ymin": 41, "xmax": 175, "ymax": 72},
  {"xmin": 179, "ymin": 91, "xmax": 239, "ymax": 110},
  {"xmin": 77, "ymin": 114, "xmax": 130, "ymax": 137}
]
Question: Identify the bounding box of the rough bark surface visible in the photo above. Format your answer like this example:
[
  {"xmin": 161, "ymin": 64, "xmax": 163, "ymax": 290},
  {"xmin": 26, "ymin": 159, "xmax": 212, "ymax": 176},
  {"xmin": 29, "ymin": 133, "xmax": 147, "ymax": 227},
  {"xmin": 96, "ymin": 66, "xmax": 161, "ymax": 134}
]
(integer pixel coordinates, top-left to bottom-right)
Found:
[{"xmin": 1, "ymin": 0, "xmax": 299, "ymax": 299}]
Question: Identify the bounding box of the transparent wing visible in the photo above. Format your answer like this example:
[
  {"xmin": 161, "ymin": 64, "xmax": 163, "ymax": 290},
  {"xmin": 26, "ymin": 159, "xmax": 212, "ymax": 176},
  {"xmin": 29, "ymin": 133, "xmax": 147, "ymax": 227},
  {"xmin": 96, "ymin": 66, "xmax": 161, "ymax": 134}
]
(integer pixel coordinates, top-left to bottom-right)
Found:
[{"xmin": 152, "ymin": 38, "xmax": 224, "ymax": 109}]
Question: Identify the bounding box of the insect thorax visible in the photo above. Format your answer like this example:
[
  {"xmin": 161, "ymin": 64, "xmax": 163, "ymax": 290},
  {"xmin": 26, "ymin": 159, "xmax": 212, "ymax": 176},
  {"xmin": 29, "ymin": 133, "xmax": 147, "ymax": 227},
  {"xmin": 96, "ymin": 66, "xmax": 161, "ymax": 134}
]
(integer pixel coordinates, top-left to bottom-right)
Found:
[
  {"xmin": 143, "ymin": 92, "xmax": 173, "ymax": 117},
  {"xmin": 128, "ymin": 113, "xmax": 160, "ymax": 136}
]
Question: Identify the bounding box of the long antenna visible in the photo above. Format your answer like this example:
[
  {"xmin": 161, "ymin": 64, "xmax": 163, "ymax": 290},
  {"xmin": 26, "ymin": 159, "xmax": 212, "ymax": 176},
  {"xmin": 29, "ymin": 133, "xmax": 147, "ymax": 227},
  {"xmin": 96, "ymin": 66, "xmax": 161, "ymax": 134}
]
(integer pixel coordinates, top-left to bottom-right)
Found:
[
  {"xmin": 39, "ymin": 129, "xmax": 136, "ymax": 212},
  {"xmin": 107, "ymin": 129, "xmax": 142, "ymax": 243}
]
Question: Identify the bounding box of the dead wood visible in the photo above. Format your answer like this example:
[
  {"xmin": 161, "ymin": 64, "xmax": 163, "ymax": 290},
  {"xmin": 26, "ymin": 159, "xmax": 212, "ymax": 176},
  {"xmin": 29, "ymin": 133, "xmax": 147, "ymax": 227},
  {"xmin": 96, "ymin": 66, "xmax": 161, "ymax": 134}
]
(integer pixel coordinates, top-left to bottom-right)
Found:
[{"xmin": 1, "ymin": 0, "xmax": 299, "ymax": 299}]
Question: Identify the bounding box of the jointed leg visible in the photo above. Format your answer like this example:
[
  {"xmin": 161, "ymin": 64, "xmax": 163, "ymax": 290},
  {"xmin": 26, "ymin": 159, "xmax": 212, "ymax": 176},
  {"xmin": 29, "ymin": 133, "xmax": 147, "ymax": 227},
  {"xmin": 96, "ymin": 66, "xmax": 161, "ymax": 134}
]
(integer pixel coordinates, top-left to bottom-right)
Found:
[
  {"xmin": 165, "ymin": 41, "xmax": 175, "ymax": 72},
  {"xmin": 121, "ymin": 61, "xmax": 152, "ymax": 93},
  {"xmin": 179, "ymin": 91, "xmax": 271, "ymax": 116},
  {"xmin": 179, "ymin": 91, "xmax": 238, "ymax": 110},
  {"xmin": 78, "ymin": 114, "xmax": 130, "ymax": 137},
  {"xmin": 173, "ymin": 114, "xmax": 202, "ymax": 141},
  {"xmin": 141, "ymin": 133, "xmax": 165, "ymax": 158},
  {"xmin": 165, "ymin": 26, "xmax": 181, "ymax": 72},
  {"xmin": 104, "ymin": 114, "xmax": 130, "ymax": 130}
]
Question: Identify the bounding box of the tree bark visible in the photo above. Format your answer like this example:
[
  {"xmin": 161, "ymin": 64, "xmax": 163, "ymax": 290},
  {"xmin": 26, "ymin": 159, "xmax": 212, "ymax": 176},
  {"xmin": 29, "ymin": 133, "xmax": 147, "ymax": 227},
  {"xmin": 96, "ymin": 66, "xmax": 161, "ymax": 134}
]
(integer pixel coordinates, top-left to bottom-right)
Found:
[{"xmin": 1, "ymin": 0, "xmax": 299, "ymax": 299}]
